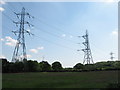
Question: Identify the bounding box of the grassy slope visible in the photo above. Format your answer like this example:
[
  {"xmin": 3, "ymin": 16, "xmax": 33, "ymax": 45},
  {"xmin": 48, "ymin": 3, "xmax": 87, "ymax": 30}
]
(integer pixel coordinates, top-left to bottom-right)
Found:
[{"xmin": 2, "ymin": 70, "xmax": 118, "ymax": 88}]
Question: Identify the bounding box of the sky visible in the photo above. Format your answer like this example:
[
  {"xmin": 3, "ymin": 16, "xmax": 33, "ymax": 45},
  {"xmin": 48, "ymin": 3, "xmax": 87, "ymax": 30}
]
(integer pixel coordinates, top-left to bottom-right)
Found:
[{"xmin": 0, "ymin": 0, "xmax": 118, "ymax": 67}]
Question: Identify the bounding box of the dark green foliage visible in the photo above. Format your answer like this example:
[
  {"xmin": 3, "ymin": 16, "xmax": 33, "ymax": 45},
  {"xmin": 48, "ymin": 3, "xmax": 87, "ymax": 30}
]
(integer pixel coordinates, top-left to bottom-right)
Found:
[
  {"xmin": 1, "ymin": 58, "xmax": 120, "ymax": 73},
  {"xmin": 8, "ymin": 62, "xmax": 16, "ymax": 73},
  {"xmin": 8, "ymin": 62, "xmax": 24, "ymax": 73},
  {"xmin": 13, "ymin": 62, "xmax": 24, "ymax": 72},
  {"xmin": 52, "ymin": 61, "xmax": 63, "ymax": 71},
  {"xmin": 113, "ymin": 61, "xmax": 120, "ymax": 69},
  {"xmin": 73, "ymin": 63, "xmax": 83, "ymax": 70},
  {"xmin": 63, "ymin": 68, "xmax": 73, "ymax": 72},
  {"xmin": 1, "ymin": 58, "xmax": 24, "ymax": 73},
  {"xmin": 83, "ymin": 64, "xmax": 96, "ymax": 71},
  {"xmin": 27, "ymin": 60, "xmax": 39, "ymax": 72},
  {"xmin": 39, "ymin": 61, "xmax": 51, "ymax": 72},
  {"xmin": 95, "ymin": 61, "xmax": 120, "ymax": 70},
  {"xmin": 2, "ymin": 59, "xmax": 9, "ymax": 73}
]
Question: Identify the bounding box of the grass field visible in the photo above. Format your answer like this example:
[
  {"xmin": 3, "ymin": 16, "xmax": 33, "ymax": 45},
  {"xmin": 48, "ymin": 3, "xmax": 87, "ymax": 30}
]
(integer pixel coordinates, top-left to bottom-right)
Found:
[{"xmin": 2, "ymin": 70, "xmax": 118, "ymax": 88}]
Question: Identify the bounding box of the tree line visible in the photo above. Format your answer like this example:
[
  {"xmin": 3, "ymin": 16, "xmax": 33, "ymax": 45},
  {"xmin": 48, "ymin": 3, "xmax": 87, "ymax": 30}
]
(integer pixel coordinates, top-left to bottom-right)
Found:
[{"xmin": 1, "ymin": 58, "xmax": 120, "ymax": 73}]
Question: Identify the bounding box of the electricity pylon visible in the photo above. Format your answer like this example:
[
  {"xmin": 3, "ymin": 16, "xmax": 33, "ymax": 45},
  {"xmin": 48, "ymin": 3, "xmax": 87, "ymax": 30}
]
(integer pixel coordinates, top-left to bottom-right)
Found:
[
  {"xmin": 12, "ymin": 7, "xmax": 33, "ymax": 63},
  {"xmin": 81, "ymin": 30, "xmax": 94, "ymax": 64},
  {"xmin": 110, "ymin": 52, "xmax": 114, "ymax": 60},
  {"xmin": 42, "ymin": 56, "xmax": 45, "ymax": 61}
]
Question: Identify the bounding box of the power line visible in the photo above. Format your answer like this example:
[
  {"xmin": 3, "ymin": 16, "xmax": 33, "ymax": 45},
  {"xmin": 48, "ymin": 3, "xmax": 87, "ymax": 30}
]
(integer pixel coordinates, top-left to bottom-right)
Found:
[
  {"xmin": 18, "ymin": 2, "xmax": 24, "ymax": 8},
  {"xmin": 34, "ymin": 34, "xmax": 77, "ymax": 51},
  {"xmin": 17, "ymin": 2, "xmax": 76, "ymax": 37},
  {"xmin": 18, "ymin": 2, "xmax": 77, "ymax": 37},
  {"xmin": 34, "ymin": 26, "xmax": 77, "ymax": 44},
  {"xmin": 2, "ymin": 24, "xmax": 77, "ymax": 51},
  {"xmin": 4, "ymin": 2, "xmax": 79, "ymax": 45},
  {"xmin": 2, "ymin": 8, "xmax": 77, "ymax": 52},
  {"xmin": 3, "ymin": 3, "xmax": 79, "ymax": 54},
  {"xmin": 16, "ymin": 4, "xmax": 77, "ymax": 44},
  {"xmin": 6, "ymin": 2, "xmax": 18, "ymax": 13},
  {"xmin": 77, "ymin": 34, "xmax": 109, "ymax": 58},
  {"xmin": 34, "ymin": 17, "xmax": 76, "ymax": 37},
  {"xmin": 5, "ymin": 3, "xmax": 105, "ymax": 55},
  {"xmin": 2, "ymin": 12, "xmax": 14, "ymax": 22}
]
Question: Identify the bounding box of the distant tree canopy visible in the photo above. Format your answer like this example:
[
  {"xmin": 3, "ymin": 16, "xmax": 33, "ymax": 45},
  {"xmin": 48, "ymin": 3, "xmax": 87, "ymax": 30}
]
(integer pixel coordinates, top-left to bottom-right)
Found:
[
  {"xmin": 2, "ymin": 59, "xmax": 9, "ymax": 73},
  {"xmin": 27, "ymin": 60, "xmax": 39, "ymax": 72},
  {"xmin": 73, "ymin": 63, "xmax": 83, "ymax": 70},
  {"xmin": 1, "ymin": 58, "xmax": 120, "ymax": 73},
  {"xmin": 94, "ymin": 61, "xmax": 120, "ymax": 70},
  {"xmin": 83, "ymin": 64, "xmax": 96, "ymax": 71},
  {"xmin": 39, "ymin": 61, "xmax": 51, "ymax": 72},
  {"xmin": 52, "ymin": 61, "xmax": 63, "ymax": 71}
]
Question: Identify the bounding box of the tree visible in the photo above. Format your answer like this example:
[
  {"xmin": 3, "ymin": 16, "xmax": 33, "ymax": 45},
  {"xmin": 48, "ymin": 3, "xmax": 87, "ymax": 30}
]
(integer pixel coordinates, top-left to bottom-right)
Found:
[
  {"xmin": 73, "ymin": 63, "xmax": 84, "ymax": 70},
  {"xmin": 27, "ymin": 60, "xmax": 39, "ymax": 72},
  {"xmin": 83, "ymin": 64, "xmax": 96, "ymax": 71},
  {"xmin": 9, "ymin": 62, "xmax": 16, "ymax": 73},
  {"xmin": 95, "ymin": 61, "xmax": 117, "ymax": 70},
  {"xmin": 14, "ymin": 62, "xmax": 24, "ymax": 72},
  {"xmin": 113, "ymin": 61, "xmax": 120, "ymax": 70},
  {"xmin": 1, "ymin": 58, "xmax": 9, "ymax": 73},
  {"xmin": 39, "ymin": 61, "xmax": 51, "ymax": 72},
  {"xmin": 52, "ymin": 61, "xmax": 63, "ymax": 71}
]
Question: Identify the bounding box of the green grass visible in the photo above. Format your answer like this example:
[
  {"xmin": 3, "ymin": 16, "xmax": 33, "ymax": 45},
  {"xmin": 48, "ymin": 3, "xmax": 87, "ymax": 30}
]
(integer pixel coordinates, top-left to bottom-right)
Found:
[{"xmin": 2, "ymin": 70, "xmax": 118, "ymax": 88}]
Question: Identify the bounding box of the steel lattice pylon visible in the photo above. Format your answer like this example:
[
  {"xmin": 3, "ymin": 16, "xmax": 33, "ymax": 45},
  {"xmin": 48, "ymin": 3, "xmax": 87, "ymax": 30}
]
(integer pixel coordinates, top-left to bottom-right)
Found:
[
  {"xmin": 110, "ymin": 52, "xmax": 114, "ymax": 60},
  {"xmin": 82, "ymin": 30, "xmax": 94, "ymax": 64},
  {"xmin": 12, "ymin": 7, "xmax": 33, "ymax": 63}
]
